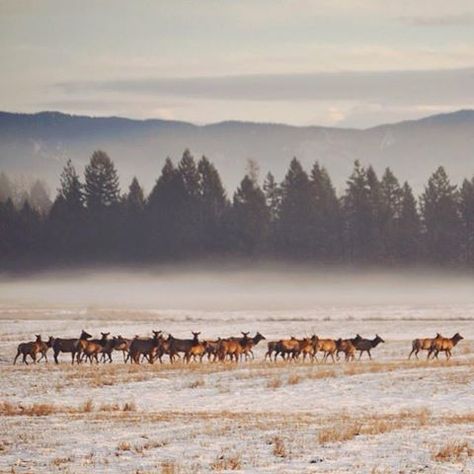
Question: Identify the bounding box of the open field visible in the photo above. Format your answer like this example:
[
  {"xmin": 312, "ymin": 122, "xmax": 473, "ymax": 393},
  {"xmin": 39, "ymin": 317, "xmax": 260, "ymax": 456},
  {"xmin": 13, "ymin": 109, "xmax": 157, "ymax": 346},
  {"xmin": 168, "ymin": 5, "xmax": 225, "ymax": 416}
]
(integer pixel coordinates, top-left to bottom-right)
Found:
[{"xmin": 1, "ymin": 302, "xmax": 474, "ymax": 473}]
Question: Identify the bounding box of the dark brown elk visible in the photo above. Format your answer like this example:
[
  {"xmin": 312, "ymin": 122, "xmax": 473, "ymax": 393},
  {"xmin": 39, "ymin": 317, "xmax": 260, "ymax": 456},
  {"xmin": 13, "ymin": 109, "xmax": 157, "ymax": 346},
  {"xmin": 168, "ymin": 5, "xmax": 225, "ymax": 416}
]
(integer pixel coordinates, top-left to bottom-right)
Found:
[
  {"xmin": 129, "ymin": 331, "xmax": 162, "ymax": 364},
  {"xmin": 428, "ymin": 333, "xmax": 464, "ymax": 360},
  {"xmin": 167, "ymin": 332, "xmax": 200, "ymax": 362},
  {"xmin": 53, "ymin": 330, "xmax": 91, "ymax": 364},
  {"xmin": 336, "ymin": 338, "xmax": 356, "ymax": 362},
  {"xmin": 13, "ymin": 335, "xmax": 43, "ymax": 365},
  {"xmin": 408, "ymin": 333, "xmax": 442, "ymax": 360},
  {"xmin": 352, "ymin": 334, "xmax": 385, "ymax": 360}
]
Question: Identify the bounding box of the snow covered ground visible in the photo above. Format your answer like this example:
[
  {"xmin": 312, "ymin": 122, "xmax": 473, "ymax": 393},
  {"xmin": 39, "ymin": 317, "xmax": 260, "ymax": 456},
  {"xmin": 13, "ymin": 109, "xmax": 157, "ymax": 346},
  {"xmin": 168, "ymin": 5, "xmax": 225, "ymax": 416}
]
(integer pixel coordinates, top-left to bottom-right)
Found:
[{"xmin": 1, "ymin": 302, "xmax": 473, "ymax": 473}]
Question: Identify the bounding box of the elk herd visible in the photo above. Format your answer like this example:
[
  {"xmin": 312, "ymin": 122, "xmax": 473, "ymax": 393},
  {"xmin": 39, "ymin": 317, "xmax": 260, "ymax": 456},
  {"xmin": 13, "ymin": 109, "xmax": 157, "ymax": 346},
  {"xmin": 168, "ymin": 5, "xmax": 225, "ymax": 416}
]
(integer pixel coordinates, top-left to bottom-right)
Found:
[{"xmin": 12, "ymin": 329, "xmax": 464, "ymax": 366}]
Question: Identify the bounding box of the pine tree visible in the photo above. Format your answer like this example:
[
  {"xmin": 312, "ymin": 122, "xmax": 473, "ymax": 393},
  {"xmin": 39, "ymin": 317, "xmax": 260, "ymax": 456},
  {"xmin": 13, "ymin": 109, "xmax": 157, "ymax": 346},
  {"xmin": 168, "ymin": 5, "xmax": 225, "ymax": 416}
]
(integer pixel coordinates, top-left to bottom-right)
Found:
[
  {"xmin": 309, "ymin": 162, "xmax": 342, "ymax": 260},
  {"xmin": 147, "ymin": 158, "xmax": 187, "ymax": 258},
  {"xmin": 277, "ymin": 158, "xmax": 313, "ymax": 258},
  {"xmin": 379, "ymin": 168, "xmax": 403, "ymax": 261},
  {"xmin": 343, "ymin": 161, "xmax": 371, "ymax": 262},
  {"xmin": 231, "ymin": 174, "xmax": 270, "ymax": 255},
  {"xmin": 0, "ymin": 172, "xmax": 13, "ymax": 203},
  {"xmin": 420, "ymin": 166, "xmax": 461, "ymax": 264},
  {"xmin": 125, "ymin": 177, "xmax": 145, "ymax": 213},
  {"xmin": 459, "ymin": 177, "xmax": 474, "ymax": 264},
  {"xmin": 397, "ymin": 182, "xmax": 421, "ymax": 261},
  {"xmin": 84, "ymin": 150, "xmax": 120, "ymax": 211},
  {"xmin": 29, "ymin": 180, "xmax": 52, "ymax": 214},
  {"xmin": 263, "ymin": 172, "xmax": 281, "ymax": 223},
  {"xmin": 198, "ymin": 156, "xmax": 229, "ymax": 253}
]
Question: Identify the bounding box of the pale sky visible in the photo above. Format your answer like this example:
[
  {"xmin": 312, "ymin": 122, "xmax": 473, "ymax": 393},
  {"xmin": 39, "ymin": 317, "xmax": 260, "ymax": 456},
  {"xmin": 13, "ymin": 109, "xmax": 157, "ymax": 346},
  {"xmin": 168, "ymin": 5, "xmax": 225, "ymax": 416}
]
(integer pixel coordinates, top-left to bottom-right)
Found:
[{"xmin": 1, "ymin": 0, "xmax": 474, "ymax": 127}]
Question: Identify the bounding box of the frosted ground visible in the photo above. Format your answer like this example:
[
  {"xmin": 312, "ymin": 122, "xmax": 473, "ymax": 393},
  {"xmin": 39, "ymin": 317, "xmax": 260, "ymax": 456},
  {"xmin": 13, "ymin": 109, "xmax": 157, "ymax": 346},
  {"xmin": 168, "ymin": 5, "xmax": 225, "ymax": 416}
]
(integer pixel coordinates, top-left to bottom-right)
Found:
[{"xmin": 0, "ymin": 269, "xmax": 473, "ymax": 473}]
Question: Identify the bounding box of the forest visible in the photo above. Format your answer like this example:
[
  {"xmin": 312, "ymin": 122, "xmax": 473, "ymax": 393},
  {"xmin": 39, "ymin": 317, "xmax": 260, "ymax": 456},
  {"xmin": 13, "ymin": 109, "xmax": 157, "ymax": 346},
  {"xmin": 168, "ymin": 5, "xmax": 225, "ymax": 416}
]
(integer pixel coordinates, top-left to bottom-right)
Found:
[{"xmin": 0, "ymin": 149, "xmax": 473, "ymax": 269}]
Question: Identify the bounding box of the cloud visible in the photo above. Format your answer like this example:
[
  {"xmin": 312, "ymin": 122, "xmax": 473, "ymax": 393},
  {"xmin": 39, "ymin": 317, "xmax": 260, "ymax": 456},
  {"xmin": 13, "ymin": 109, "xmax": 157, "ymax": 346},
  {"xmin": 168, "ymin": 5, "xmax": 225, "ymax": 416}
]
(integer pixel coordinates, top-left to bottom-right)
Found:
[
  {"xmin": 56, "ymin": 67, "xmax": 474, "ymax": 106},
  {"xmin": 398, "ymin": 13, "xmax": 474, "ymax": 27}
]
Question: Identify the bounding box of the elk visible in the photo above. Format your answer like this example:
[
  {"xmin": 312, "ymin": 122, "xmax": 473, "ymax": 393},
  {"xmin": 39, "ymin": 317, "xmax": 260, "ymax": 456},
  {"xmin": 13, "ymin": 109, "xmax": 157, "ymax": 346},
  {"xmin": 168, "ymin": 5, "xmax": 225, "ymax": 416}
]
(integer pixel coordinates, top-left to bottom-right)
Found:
[
  {"xmin": 53, "ymin": 330, "xmax": 91, "ymax": 364},
  {"xmin": 239, "ymin": 332, "xmax": 266, "ymax": 360},
  {"xmin": 184, "ymin": 339, "xmax": 208, "ymax": 363},
  {"xmin": 167, "ymin": 332, "xmax": 200, "ymax": 363},
  {"xmin": 273, "ymin": 337, "xmax": 301, "ymax": 361},
  {"xmin": 317, "ymin": 338, "xmax": 338, "ymax": 363},
  {"xmin": 428, "ymin": 333, "xmax": 464, "ymax": 360},
  {"xmin": 13, "ymin": 335, "xmax": 43, "ymax": 365},
  {"xmin": 217, "ymin": 338, "xmax": 244, "ymax": 362},
  {"xmin": 336, "ymin": 338, "xmax": 356, "ymax": 362},
  {"xmin": 37, "ymin": 336, "xmax": 55, "ymax": 363},
  {"xmin": 299, "ymin": 335, "xmax": 319, "ymax": 362},
  {"xmin": 352, "ymin": 334, "xmax": 385, "ymax": 360},
  {"xmin": 204, "ymin": 340, "xmax": 220, "ymax": 362},
  {"xmin": 112, "ymin": 336, "xmax": 133, "ymax": 363},
  {"xmin": 408, "ymin": 333, "xmax": 442, "ymax": 360},
  {"xmin": 79, "ymin": 332, "xmax": 110, "ymax": 364},
  {"xmin": 129, "ymin": 331, "xmax": 162, "ymax": 364},
  {"xmin": 265, "ymin": 341, "xmax": 278, "ymax": 361}
]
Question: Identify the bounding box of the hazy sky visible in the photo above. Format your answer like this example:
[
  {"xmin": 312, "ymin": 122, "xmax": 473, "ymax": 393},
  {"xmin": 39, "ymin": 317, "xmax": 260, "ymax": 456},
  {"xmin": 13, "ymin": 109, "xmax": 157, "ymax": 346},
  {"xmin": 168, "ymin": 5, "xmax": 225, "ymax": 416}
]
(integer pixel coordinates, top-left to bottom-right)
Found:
[{"xmin": 1, "ymin": 1, "xmax": 474, "ymax": 127}]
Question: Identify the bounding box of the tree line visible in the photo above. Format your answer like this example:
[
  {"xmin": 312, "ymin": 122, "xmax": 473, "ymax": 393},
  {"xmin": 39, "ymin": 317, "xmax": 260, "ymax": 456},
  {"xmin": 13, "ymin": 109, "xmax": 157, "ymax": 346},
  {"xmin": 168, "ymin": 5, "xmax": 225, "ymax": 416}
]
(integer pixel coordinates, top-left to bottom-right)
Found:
[{"xmin": 1, "ymin": 149, "xmax": 473, "ymax": 268}]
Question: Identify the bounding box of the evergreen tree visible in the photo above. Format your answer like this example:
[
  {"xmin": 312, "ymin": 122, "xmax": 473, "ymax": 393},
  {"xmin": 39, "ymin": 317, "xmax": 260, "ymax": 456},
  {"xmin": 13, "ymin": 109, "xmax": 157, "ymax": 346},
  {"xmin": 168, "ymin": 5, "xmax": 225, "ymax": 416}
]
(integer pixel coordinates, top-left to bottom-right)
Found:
[
  {"xmin": 178, "ymin": 149, "xmax": 202, "ymax": 254},
  {"xmin": 48, "ymin": 160, "xmax": 86, "ymax": 262},
  {"xmin": 29, "ymin": 180, "xmax": 52, "ymax": 214},
  {"xmin": 397, "ymin": 182, "xmax": 421, "ymax": 262},
  {"xmin": 231, "ymin": 174, "xmax": 269, "ymax": 255},
  {"xmin": 0, "ymin": 172, "xmax": 13, "ymax": 202},
  {"xmin": 379, "ymin": 168, "xmax": 403, "ymax": 261},
  {"xmin": 277, "ymin": 158, "xmax": 313, "ymax": 258},
  {"xmin": 263, "ymin": 172, "xmax": 281, "ymax": 223},
  {"xmin": 147, "ymin": 158, "xmax": 187, "ymax": 258},
  {"xmin": 125, "ymin": 177, "xmax": 145, "ymax": 213},
  {"xmin": 459, "ymin": 177, "xmax": 474, "ymax": 264},
  {"xmin": 84, "ymin": 150, "xmax": 120, "ymax": 210},
  {"xmin": 420, "ymin": 166, "xmax": 461, "ymax": 264},
  {"xmin": 198, "ymin": 156, "xmax": 229, "ymax": 253},
  {"xmin": 309, "ymin": 162, "xmax": 342, "ymax": 260},
  {"xmin": 343, "ymin": 161, "xmax": 371, "ymax": 262}
]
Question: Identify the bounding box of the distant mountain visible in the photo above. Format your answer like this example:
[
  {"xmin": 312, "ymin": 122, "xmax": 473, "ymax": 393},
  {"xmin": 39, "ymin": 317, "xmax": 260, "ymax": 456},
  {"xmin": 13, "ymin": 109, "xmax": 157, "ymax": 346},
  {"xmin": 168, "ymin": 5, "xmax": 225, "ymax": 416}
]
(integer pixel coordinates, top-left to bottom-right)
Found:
[{"xmin": 1, "ymin": 110, "xmax": 474, "ymax": 194}]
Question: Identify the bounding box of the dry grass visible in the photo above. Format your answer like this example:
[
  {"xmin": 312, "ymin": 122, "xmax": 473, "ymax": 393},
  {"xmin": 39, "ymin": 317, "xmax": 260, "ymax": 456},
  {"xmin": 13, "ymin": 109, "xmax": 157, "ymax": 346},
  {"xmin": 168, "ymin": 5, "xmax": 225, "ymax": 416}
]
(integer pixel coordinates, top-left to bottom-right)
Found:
[
  {"xmin": 318, "ymin": 408, "xmax": 430, "ymax": 444},
  {"xmin": 188, "ymin": 378, "xmax": 205, "ymax": 389},
  {"xmin": 433, "ymin": 441, "xmax": 474, "ymax": 462},
  {"xmin": 210, "ymin": 452, "xmax": 242, "ymax": 471},
  {"xmin": 266, "ymin": 377, "xmax": 282, "ymax": 389},
  {"xmin": 160, "ymin": 461, "xmax": 181, "ymax": 474},
  {"xmin": 271, "ymin": 436, "xmax": 288, "ymax": 458},
  {"xmin": 287, "ymin": 373, "xmax": 301, "ymax": 385},
  {"xmin": 0, "ymin": 400, "xmax": 137, "ymax": 417}
]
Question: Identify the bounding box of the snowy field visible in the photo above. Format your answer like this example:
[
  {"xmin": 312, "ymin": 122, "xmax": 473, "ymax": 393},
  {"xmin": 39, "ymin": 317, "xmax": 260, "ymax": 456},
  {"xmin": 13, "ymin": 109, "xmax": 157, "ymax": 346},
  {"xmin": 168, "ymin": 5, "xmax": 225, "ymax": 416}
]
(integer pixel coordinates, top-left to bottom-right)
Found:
[{"xmin": 0, "ymin": 270, "xmax": 473, "ymax": 473}]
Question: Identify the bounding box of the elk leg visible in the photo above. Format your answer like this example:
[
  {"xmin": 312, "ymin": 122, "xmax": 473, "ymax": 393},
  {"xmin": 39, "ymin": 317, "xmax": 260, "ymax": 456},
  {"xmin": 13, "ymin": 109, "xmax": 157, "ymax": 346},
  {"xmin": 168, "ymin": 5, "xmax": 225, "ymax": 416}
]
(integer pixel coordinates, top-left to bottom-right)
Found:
[
  {"xmin": 368, "ymin": 350, "xmax": 372, "ymax": 360},
  {"xmin": 13, "ymin": 350, "xmax": 20, "ymax": 365}
]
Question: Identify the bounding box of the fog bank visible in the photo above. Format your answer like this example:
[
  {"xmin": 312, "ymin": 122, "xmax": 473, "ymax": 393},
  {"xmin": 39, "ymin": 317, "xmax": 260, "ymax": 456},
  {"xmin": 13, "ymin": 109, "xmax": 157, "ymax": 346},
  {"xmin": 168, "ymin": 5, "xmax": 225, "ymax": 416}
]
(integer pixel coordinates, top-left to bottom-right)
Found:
[{"xmin": 1, "ymin": 266, "xmax": 473, "ymax": 311}]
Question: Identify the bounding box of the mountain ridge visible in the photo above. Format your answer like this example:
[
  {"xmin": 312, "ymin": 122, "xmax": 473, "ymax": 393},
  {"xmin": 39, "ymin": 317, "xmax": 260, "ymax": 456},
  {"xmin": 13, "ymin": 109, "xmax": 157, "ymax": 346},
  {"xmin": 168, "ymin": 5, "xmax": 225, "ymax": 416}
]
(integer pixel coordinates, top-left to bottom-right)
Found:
[{"xmin": 0, "ymin": 109, "xmax": 473, "ymax": 193}]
